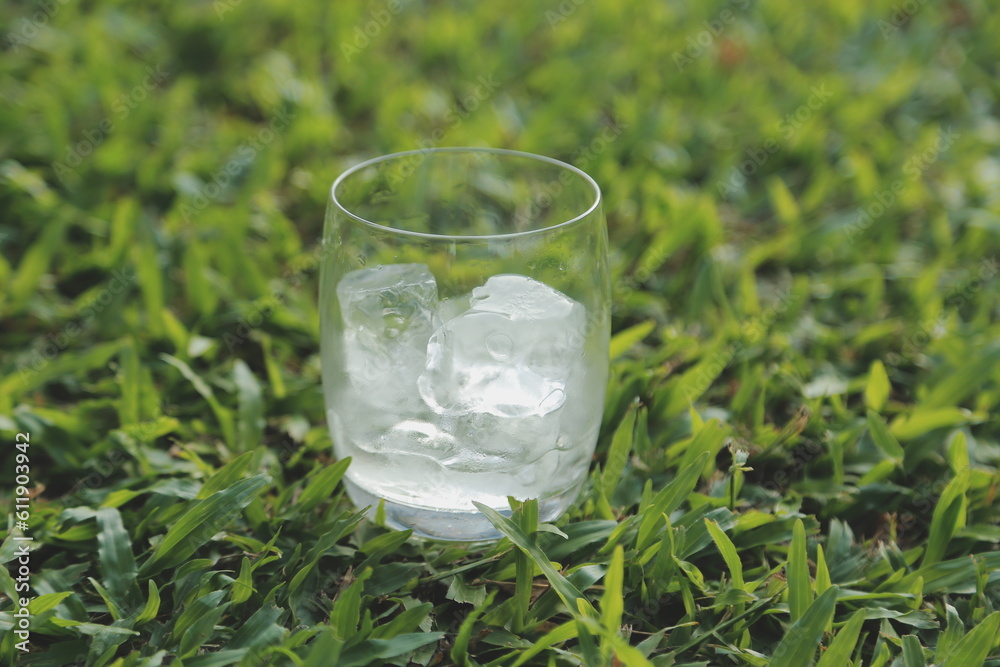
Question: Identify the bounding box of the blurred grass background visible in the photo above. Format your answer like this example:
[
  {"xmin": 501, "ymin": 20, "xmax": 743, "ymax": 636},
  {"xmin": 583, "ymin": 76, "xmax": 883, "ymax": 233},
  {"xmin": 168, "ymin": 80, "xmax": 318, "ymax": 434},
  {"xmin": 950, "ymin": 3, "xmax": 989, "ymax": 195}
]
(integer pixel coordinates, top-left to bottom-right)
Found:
[{"xmin": 1, "ymin": 0, "xmax": 999, "ymax": 665}]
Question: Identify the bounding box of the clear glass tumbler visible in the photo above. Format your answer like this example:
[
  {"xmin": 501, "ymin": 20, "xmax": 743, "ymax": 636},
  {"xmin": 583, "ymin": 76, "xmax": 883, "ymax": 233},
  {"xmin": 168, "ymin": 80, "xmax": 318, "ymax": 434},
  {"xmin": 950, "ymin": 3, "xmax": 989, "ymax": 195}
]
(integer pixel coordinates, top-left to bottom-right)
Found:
[{"xmin": 320, "ymin": 148, "xmax": 609, "ymax": 541}]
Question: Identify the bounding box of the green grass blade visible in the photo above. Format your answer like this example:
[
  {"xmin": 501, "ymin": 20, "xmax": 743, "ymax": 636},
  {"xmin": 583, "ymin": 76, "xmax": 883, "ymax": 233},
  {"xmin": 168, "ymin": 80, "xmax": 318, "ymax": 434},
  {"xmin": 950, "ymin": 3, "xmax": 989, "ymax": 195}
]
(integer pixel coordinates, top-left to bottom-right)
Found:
[
  {"xmin": 371, "ymin": 602, "xmax": 432, "ymax": 639},
  {"xmin": 678, "ymin": 419, "xmax": 728, "ymax": 478},
  {"xmin": 864, "ymin": 360, "xmax": 891, "ymax": 411},
  {"xmin": 119, "ymin": 340, "xmax": 142, "ymax": 426},
  {"xmin": 770, "ymin": 585, "xmax": 839, "ymax": 667},
  {"xmin": 302, "ymin": 627, "xmax": 343, "ymax": 667},
  {"xmin": 601, "ymin": 545, "xmax": 625, "ymax": 633},
  {"xmin": 132, "ymin": 230, "xmax": 164, "ymax": 338},
  {"xmin": 902, "ymin": 551, "xmax": 1000, "ymax": 594},
  {"xmin": 296, "ymin": 457, "xmax": 351, "ymax": 515},
  {"xmin": 889, "ymin": 407, "xmax": 977, "ymax": 441},
  {"xmin": 512, "ymin": 498, "xmax": 539, "ymax": 632},
  {"xmin": 474, "ymin": 502, "xmax": 596, "ymax": 619},
  {"xmin": 939, "ymin": 611, "xmax": 1000, "ymax": 667},
  {"xmin": 138, "ymin": 475, "xmax": 270, "ymax": 577},
  {"xmin": 935, "ymin": 604, "xmax": 965, "ymax": 662},
  {"xmin": 258, "ymin": 332, "xmax": 287, "ymax": 399},
  {"xmin": 28, "ymin": 591, "xmax": 73, "ymax": 616},
  {"xmin": 867, "ymin": 409, "xmax": 904, "ymax": 465},
  {"xmin": 636, "ymin": 451, "xmax": 711, "ymax": 551},
  {"xmin": 901, "ymin": 635, "xmax": 927, "ymax": 667},
  {"xmin": 787, "ymin": 518, "xmax": 812, "ymax": 623},
  {"xmin": 921, "ymin": 467, "xmax": 970, "ymax": 568},
  {"xmin": 601, "ymin": 403, "xmax": 637, "ymax": 503},
  {"xmin": 357, "ymin": 529, "xmax": 413, "ymax": 571},
  {"xmin": 339, "ymin": 633, "xmax": 445, "ymax": 667},
  {"xmin": 451, "ymin": 590, "xmax": 497, "ymax": 666},
  {"xmin": 0, "ymin": 565, "xmax": 18, "ymax": 602},
  {"xmin": 161, "ymin": 353, "xmax": 237, "ymax": 448},
  {"xmin": 182, "ymin": 240, "xmax": 218, "ymax": 319},
  {"xmin": 509, "ymin": 621, "xmax": 577, "ymax": 667},
  {"xmin": 663, "ymin": 348, "xmax": 730, "ymax": 416},
  {"xmin": 175, "ymin": 591, "xmax": 230, "ymax": 658},
  {"xmin": 816, "ymin": 609, "xmax": 866, "ymax": 667},
  {"xmin": 946, "ymin": 431, "xmax": 969, "ymax": 475},
  {"xmin": 87, "ymin": 577, "xmax": 123, "ymax": 620},
  {"xmin": 814, "ymin": 544, "xmax": 831, "ymax": 597},
  {"xmin": 6, "ymin": 216, "xmax": 68, "ymax": 313},
  {"xmin": 96, "ymin": 507, "xmax": 140, "ymax": 613},
  {"xmin": 227, "ymin": 604, "xmax": 286, "ymax": 650},
  {"xmin": 606, "ymin": 635, "xmax": 655, "ymax": 667},
  {"xmin": 197, "ymin": 451, "xmax": 255, "ymax": 500},
  {"xmin": 1, "ymin": 339, "xmax": 126, "ymax": 397},
  {"xmin": 609, "ymin": 319, "xmax": 656, "ymax": 359},
  {"xmin": 920, "ymin": 346, "xmax": 1000, "ymax": 409},
  {"xmin": 233, "ymin": 359, "xmax": 265, "ymax": 452},
  {"xmin": 134, "ymin": 580, "xmax": 160, "ymax": 625},
  {"xmin": 231, "ymin": 557, "xmax": 254, "ymax": 605},
  {"xmin": 288, "ymin": 511, "xmax": 366, "ymax": 607},
  {"xmin": 331, "ymin": 568, "xmax": 372, "ymax": 640},
  {"xmin": 705, "ymin": 518, "xmax": 744, "ymax": 590}
]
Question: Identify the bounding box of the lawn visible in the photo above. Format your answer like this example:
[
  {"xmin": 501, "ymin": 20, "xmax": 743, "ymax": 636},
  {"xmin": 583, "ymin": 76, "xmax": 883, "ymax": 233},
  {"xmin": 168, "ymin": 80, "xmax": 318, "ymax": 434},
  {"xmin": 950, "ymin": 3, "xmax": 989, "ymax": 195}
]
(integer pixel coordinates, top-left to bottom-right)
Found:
[{"xmin": 1, "ymin": 0, "xmax": 999, "ymax": 665}]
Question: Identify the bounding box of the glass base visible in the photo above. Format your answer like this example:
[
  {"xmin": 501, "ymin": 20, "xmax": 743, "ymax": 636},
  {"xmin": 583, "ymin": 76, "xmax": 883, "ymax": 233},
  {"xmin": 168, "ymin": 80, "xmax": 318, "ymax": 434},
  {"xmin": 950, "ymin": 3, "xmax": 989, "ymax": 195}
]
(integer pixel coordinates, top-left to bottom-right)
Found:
[{"xmin": 343, "ymin": 477, "xmax": 584, "ymax": 541}]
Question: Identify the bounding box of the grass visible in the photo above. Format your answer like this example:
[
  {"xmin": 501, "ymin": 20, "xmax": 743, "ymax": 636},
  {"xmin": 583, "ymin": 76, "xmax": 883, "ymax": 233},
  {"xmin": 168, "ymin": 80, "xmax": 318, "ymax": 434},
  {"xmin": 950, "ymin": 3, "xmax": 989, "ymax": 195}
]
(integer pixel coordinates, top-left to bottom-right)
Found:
[{"xmin": 1, "ymin": 0, "xmax": 999, "ymax": 664}]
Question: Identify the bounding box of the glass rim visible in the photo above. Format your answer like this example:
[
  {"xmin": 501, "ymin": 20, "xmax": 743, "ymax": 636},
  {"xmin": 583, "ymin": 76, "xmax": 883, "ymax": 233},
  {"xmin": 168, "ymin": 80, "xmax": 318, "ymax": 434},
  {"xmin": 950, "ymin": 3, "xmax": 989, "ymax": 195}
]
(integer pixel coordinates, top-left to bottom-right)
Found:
[{"xmin": 330, "ymin": 147, "xmax": 603, "ymax": 241}]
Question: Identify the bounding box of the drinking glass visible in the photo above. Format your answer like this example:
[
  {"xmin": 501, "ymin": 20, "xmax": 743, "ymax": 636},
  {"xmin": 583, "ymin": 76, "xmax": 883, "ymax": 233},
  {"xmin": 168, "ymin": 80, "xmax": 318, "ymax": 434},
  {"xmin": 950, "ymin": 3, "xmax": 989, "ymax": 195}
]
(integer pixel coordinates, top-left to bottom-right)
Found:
[{"xmin": 320, "ymin": 147, "xmax": 610, "ymax": 541}]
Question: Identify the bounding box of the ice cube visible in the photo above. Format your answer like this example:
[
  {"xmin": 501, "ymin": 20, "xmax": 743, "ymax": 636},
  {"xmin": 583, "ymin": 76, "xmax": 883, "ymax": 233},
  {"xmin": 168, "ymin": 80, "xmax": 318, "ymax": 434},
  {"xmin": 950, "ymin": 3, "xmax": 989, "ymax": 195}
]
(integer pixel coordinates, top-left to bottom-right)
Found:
[
  {"xmin": 440, "ymin": 410, "xmax": 562, "ymax": 472},
  {"xmin": 337, "ymin": 264, "xmax": 440, "ymax": 403},
  {"xmin": 349, "ymin": 411, "xmax": 560, "ymax": 473},
  {"xmin": 418, "ymin": 274, "xmax": 586, "ymax": 418},
  {"xmin": 438, "ymin": 293, "xmax": 471, "ymax": 323},
  {"xmin": 329, "ymin": 393, "xmax": 410, "ymax": 455},
  {"xmin": 345, "ymin": 447, "xmax": 448, "ymax": 502},
  {"xmin": 376, "ymin": 419, "xmax": 459, "ymax": 461}
]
